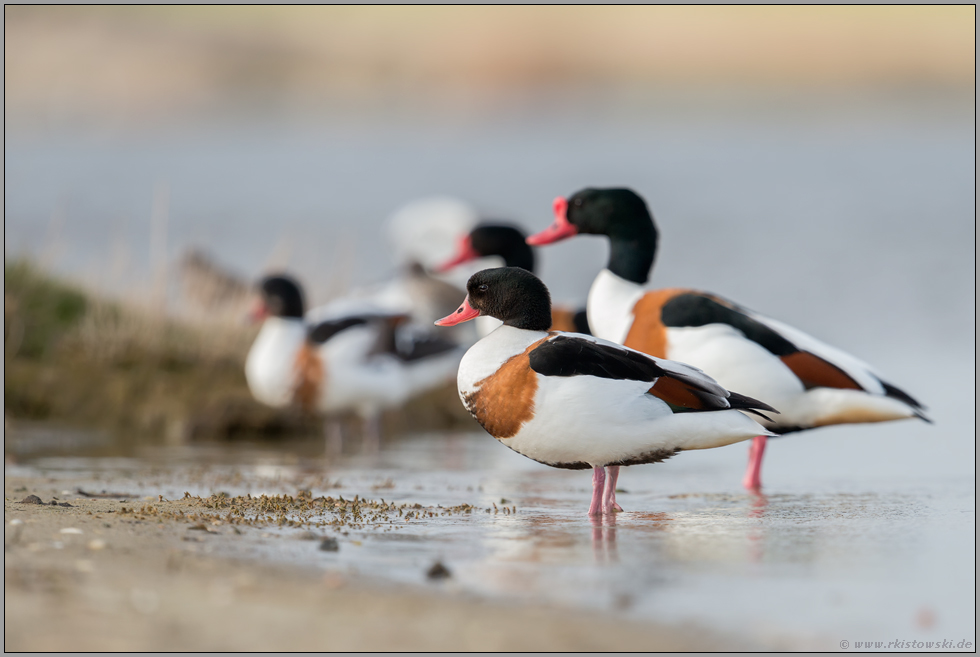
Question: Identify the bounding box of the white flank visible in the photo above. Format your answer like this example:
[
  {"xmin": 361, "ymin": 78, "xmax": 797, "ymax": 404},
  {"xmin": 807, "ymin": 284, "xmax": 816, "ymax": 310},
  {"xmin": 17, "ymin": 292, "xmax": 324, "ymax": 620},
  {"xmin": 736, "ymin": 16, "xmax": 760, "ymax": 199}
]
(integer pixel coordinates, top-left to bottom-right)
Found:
[
  {"xmin": 458, "ymin": 326, "xmax": 773, "ymax": 468},
  {"xmin": 584, "ymin": 269, "xmax": 919, "ymax": 431},
  {"xmin": 247, "ymin": 318, "xmax": 463, "ymax": 420}
]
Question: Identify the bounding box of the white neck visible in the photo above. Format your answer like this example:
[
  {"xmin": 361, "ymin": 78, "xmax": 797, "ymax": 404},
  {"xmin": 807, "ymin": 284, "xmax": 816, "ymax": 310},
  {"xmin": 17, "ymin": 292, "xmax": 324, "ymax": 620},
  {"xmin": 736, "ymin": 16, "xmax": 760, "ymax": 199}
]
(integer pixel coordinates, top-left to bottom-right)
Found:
[
  {"xmin": 587, "ymin": 269, "xmax": 645, "ymax": 344},
  {"xmin": 245, "ymin": 317, "xmax": 307, "ymax": 407},
  {"xmin": 457, "ymin": 325, "xmax": 547, "ymax": 396}
]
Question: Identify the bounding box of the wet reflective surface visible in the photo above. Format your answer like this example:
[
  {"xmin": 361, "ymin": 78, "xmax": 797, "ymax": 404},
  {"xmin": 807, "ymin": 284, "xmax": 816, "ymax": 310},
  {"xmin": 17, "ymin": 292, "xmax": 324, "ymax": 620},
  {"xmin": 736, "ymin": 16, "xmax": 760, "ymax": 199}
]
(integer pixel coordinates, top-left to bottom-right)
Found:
[{"xmin": 6, "ymin": 426, "xmax": 974, "ymax": 648}]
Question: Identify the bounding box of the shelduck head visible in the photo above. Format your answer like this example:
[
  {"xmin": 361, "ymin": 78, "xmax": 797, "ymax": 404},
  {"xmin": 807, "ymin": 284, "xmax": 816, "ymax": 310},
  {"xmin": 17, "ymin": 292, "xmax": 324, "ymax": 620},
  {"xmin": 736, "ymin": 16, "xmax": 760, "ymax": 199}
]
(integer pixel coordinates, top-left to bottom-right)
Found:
[
  {"xmin": 250, "ymin": 274, "xmax": 305, "ymax": 322},
  {"xmin": 527, "ymin": 187, "xmax": 659, "ymax": 285},
  {"xmin": 527, "ymin": 188, "xmax": 657, "ymax": 245},
  {"xmin": 435, "ymin": 267, "xmax": 552, "ymax": 332},
  {"xmin": 432, "ymin": 224, "xmax": 535, "ymax": 274}
]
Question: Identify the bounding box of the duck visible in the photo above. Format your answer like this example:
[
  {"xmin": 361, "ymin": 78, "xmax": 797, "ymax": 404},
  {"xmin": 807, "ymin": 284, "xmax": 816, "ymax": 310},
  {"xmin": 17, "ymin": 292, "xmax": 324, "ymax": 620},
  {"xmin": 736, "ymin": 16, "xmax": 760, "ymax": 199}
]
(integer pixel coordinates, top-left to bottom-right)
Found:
[
  {"xmin": 527, "ymin": 187, "xmax": 929, "ymax": 490},
  {"xmin": 434, "ymin": 266, "xmax": 778, "ymax": 515},
  {"xmin": 432, "ymin": 222, "xmax": 591, "ymax": 335},
  {"xmin": 246, "ymin": 274, "xmax": 464, "ymax": 451}
]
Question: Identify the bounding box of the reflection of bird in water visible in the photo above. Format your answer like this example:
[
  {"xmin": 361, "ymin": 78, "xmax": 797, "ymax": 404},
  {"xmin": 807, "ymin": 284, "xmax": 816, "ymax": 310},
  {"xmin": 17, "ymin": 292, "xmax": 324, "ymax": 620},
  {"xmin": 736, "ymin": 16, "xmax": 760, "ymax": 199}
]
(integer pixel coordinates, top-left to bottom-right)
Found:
[
  {"xmin": 436, "ymin": 267, "xmax": 777, "ymax": 516},
  {"xmin": 528, "ymin": 187, "xmax": 930, "ymax": 491},
  {"xmin": 433, "ymin": 223, "xmax": 591, "ymax": 337},
  {"xmin": 746, "ymin": 490, "xmax": 769, "ymax": 563},
  {"xmin": 246, "ymin": 274, "xmax": 463, "ymax": 453},
  {"xmin": 590, "ymin": 513, "xmax": 618, "ymax": 564}
]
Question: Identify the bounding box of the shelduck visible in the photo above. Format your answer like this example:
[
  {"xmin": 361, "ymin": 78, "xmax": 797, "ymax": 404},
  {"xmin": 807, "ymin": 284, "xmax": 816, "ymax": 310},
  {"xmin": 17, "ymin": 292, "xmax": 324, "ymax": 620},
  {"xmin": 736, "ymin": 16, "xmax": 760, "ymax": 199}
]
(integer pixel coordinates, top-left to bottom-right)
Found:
[
  {"xmin": 246, "ymin": 274, "xmax": 464, "ymax": 450},
  {"xmin": 527, "ymin": 187, "xmax": 929, "ymax": 489},
  {"xmin": 435, "ymin": 267, "xmax": 778, "ymax": 515},
  {"xmin": 433, "ymin": 223, "xmax": 591, "ymax": 335}
]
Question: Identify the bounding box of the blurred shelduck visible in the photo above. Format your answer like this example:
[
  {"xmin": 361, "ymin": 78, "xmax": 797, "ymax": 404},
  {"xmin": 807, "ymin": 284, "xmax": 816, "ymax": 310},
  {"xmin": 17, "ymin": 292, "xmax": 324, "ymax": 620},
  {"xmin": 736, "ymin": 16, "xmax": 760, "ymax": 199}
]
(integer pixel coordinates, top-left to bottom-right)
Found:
[
  {"xmin": 304, "ymin": 197, "xmax": 481, "ymax": 347},
  {"xmin": 527, "ymin": 187, "xmax": 929, "ymax": 490},
  {"xmin": 435, "ymin": 267, "xmax": 777, "ymax": 515},
  {"xmin": 246, "ymin": 274, "xmax": 464, "ymax": 451},
  {"xmin": 433, "ymin": 223, "xmax": 591, "ymax": 335}
]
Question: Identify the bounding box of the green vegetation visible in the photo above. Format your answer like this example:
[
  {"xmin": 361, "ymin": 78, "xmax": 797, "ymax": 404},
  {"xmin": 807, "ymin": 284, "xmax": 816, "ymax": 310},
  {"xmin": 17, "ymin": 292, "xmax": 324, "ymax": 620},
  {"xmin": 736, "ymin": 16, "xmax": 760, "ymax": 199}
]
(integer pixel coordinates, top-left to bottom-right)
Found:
[{"xmin": 4, "ymin": 259, "xmax": 471, "ymax": 447}]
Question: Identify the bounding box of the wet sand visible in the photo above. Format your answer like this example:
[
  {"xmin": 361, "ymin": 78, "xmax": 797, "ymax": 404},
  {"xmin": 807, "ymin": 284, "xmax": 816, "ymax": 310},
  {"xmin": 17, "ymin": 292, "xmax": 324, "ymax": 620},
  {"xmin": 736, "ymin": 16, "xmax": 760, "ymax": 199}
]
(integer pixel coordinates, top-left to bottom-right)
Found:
[{"xmin": 3, "ymin": 473, "xmax": 748, "ymax": 652}]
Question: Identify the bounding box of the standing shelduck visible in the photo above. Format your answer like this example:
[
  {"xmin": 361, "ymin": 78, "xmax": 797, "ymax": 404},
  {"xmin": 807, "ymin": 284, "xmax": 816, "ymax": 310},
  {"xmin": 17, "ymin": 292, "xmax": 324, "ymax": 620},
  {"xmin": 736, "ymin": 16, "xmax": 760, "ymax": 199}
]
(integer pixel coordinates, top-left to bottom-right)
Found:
[
  {"xmin": 433, "ymin": 222, "xmax": 591, "ymax": 335},
  {"xmin": 246, "ymin": 274, "xmax": 464, "ymax": 450},
  {"xmin": 435, "ymin": 267, "xmax": 778, "ymax": 515},
  {"xmin": 527, "ymin": 187, "xmax": 929, "ymax": 489}
]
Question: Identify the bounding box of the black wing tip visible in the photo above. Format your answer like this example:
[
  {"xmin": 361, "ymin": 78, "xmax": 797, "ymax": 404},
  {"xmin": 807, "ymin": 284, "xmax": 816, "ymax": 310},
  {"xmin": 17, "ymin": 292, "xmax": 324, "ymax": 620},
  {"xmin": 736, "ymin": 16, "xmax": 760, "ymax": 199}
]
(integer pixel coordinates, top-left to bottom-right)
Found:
[
  {"xmin": 914, "ymin": 409, "xmax": 934, "ymax": 424},
  {"xmin": 742, "ymin": 408, "xmax": 776, "ymax": 423},
  {"xmin": 878, "ymin": 379, "xmax": 927, "ymax": 413},
  {"xmin": 726, "ymin": 391, "xmax": 780, "ymax": 416}
]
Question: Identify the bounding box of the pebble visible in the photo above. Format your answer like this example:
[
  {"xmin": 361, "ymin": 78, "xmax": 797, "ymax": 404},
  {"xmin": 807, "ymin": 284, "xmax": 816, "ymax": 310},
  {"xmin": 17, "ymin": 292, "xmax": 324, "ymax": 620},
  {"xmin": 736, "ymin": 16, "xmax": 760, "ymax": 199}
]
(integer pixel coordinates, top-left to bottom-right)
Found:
[
  {"xmin": 426, "ymin": 561, "xmax": 452, "ymax": 580},
  {"xmin": 20, "ymin": 495, "xmax": 43, "ymax": 504},
  {"xmin": 87, "ymin": 539, "xmax": 107, "ymax": 551},
  {"xmin": 319, "ymin": 537, "xmax": 340, "ymax": 552},
  {"xmin": 60, "ymin": 527, "xmax": 84, "ymax": 535},
  {"xmin": 9, "ymin": 519, "xmax": 24, "ymax": 526}
]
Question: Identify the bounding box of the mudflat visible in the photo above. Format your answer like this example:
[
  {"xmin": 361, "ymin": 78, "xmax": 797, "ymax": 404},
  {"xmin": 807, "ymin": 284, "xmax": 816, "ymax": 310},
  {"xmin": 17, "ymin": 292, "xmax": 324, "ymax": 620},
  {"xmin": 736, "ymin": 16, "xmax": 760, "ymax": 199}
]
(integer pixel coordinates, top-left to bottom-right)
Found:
[{"xmin": 4, "ymin": 474, "xmax": 744, "ymax": 652}]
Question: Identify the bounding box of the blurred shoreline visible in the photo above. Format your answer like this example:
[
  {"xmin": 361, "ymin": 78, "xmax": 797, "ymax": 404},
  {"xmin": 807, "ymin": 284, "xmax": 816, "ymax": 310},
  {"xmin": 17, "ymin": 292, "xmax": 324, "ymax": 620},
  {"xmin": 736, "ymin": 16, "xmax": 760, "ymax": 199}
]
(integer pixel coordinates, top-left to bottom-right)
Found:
[
  {"xmin": 5, "ymin": 6, "xmax": 974, "ymax": 133},
  {"xmin": 4, "ymin": 259, "xmax": 473, "ymax": 452}
]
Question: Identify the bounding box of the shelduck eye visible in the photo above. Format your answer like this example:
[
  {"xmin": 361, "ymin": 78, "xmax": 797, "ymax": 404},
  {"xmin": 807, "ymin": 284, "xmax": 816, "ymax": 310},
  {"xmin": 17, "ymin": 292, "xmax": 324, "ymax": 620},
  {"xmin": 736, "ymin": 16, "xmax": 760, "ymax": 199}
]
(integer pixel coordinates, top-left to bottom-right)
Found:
[
  {"xmin": 478, "ymin": 284, "xmax": 488, "ymax": 292},
  {"xmin": 573, "ymin": 198, "xmax": 583, "ymax": 207}
]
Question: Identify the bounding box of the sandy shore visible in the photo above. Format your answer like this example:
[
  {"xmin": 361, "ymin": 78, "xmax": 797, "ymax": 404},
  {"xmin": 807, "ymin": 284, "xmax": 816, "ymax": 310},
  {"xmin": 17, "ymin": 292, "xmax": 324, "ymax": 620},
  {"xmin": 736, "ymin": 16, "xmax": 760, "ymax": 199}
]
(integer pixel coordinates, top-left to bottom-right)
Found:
[{"xmin": 4, "ymin": 474, "xmax": 751, "ymax": 651}]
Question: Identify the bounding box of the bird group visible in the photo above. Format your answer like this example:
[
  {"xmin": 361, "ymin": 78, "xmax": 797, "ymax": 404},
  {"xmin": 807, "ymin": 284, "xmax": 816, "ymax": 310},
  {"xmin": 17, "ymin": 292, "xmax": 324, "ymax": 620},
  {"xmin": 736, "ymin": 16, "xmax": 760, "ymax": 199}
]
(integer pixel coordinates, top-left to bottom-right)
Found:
[{"xmin": 247, "ymin": 188, "xmax": 929, "ymax": 514}]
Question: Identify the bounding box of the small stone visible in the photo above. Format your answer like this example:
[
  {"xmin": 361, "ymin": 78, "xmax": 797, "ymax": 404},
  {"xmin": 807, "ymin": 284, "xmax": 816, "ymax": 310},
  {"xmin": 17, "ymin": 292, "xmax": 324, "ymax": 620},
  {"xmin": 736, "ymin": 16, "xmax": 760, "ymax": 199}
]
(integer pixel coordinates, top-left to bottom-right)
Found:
[
  {"xmin": 9, "ymin": 519, "xmax": 24, "ymax": 525},
  {"xmin": 60, "ymin": 528, "xmax": 83, "ymax": 535},
  {"xmin": 426, "ymin": 561, "xmax": 451, "ymax": 580},
  {"xmin": 87, "ymin": 539, "xmax": 107, "ymax": 551},
  {"xmin": 295, "ymin": 531, "xmax": 319, "ymax": 541},
  {"xmin": 187, "ymin": 524, "xmax": 209, "ymax": 531},
  {"xmin": 20, "ymin": 495, "xmax": 43, "ymax": 504},
  {"xmin": 319, "ymin": 537, "xmax": 339, "ymax": 552}
]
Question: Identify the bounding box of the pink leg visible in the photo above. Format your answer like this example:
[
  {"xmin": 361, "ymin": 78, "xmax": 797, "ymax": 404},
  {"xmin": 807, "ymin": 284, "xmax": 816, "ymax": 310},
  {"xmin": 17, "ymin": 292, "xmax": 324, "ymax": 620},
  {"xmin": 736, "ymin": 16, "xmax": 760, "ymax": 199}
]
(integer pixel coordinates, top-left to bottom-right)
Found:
[
  {"xmin": 742, "ymin": 435, "xmax": 768, "ymax": 491},
  {"xmin": 602, "ymin": 466, "xmax": 624, "ymax": 513},
  {"xmin": 588, "ymin": 466, "xmax": 606, "ymax": 516}
]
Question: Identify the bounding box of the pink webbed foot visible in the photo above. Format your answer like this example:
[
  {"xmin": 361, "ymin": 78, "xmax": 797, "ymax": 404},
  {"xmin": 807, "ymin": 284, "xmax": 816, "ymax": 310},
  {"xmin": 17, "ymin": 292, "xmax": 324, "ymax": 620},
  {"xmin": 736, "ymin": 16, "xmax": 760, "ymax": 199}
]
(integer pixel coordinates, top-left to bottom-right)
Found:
[
  {"xmin": 603, "ymin": 465, "xmax": 624, "ymax": 514},
  {"xmin": 588, "ymin": 466, "xmax": 606, "ymax": 516},
  {"xmin": 742, "ymin": 435, "xmax": 768, "ymax": 491}
]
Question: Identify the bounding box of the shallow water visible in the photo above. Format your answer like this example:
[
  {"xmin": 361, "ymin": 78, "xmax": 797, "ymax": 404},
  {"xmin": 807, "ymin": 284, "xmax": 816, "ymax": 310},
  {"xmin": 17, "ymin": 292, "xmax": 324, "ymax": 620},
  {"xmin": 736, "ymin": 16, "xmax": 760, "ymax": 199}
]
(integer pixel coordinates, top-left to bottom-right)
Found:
[{"xmin": 7, "ymin": 425, "xmax": 974, "ymax": 649}]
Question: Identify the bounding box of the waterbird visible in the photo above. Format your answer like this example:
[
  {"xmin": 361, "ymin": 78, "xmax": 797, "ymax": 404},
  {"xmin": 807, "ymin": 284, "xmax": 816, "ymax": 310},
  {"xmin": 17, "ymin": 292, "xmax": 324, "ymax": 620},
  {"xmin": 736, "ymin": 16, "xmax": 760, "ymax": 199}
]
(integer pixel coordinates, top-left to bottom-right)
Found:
[
  {"xmin": 434, "ymin": 267, "xmax": 777, "ymax": 515},
  {"xmin": 527, "ymin": 187, "xmax": 929, "ymax": 490},
  {"xmin": 246, "ymin": 274, "xmax": 464, "ymax": 451},
  {"xmin": 432, "ymin": 222, "xmax": 591, "ymax": 335}
]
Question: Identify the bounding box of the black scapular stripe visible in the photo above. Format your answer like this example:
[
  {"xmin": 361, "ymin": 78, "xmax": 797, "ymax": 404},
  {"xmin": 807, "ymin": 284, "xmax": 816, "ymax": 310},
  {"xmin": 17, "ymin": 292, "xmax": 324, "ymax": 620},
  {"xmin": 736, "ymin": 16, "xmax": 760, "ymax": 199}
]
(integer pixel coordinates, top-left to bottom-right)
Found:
[
  {"xmin": 395, "ymin": 335, "xmax": 459, "ymax": 362},
  {"xmin": 661, "ymin": 293, "xmax": 798, "ymax": 356},
  {"xmin": 308, "ymin": 317, "xmax": 371, "ymax": 344},
  {"xmin": 528, "ymin": 335, "xmax": 780, "ymax": 420},
  {"xmin": 528, "ymin": 335, "xmax": 667, "ymax": 382}
]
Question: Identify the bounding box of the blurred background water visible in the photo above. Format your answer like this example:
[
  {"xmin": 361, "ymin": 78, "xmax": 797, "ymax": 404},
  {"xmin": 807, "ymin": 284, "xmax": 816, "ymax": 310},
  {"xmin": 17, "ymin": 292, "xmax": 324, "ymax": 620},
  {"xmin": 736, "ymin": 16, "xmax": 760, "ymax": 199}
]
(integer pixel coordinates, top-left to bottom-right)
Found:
[{"xmin": 3, "ymin": 6, "xmax": 976, "ymax": 647}]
